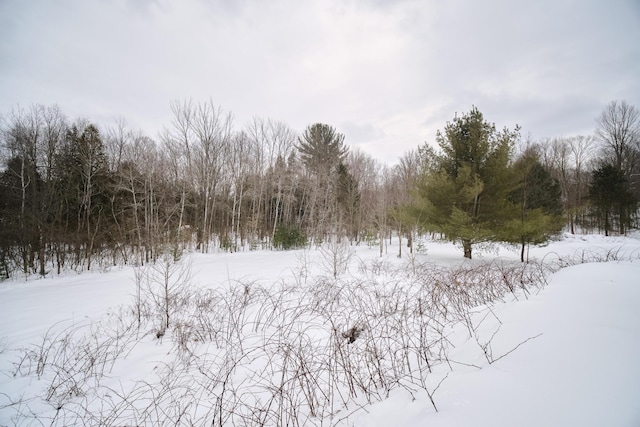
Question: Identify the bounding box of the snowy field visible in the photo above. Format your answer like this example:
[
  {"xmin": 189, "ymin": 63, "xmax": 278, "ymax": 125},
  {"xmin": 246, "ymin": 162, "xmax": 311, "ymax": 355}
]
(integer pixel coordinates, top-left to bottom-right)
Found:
[{"xmin": 1, "ymin": 234, "xmax": 639, "ymax": 426}]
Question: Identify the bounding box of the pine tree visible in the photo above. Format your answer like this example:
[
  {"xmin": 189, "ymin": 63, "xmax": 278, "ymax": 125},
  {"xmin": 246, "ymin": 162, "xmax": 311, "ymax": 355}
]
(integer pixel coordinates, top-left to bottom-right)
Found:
[
  {"xmin": 407, "ymin": 107, "xmax": 519, "ymax": 258},
  {"xmin": 296, "ymin": 123, "xmax": 348, "ymax": 239},
  {"xmin": 297, "ymin": 123, "xmax": 348, "ymax": 176},
  {"xmin": 502, "ymin": 150, "xmax": 562, "ymax": 262}
]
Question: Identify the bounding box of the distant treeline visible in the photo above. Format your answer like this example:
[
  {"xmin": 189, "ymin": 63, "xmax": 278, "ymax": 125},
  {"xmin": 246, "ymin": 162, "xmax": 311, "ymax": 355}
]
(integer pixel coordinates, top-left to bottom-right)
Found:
[{"xmin": 0, "ymin": 100, "xmax": 638, "ymax": 278}]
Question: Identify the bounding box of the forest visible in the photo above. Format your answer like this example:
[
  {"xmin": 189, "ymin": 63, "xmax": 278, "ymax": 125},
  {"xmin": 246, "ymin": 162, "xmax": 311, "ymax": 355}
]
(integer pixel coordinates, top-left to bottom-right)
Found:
[{"xmin": 0, "ymin": 100, "xmax": 638, "ymax": 279}]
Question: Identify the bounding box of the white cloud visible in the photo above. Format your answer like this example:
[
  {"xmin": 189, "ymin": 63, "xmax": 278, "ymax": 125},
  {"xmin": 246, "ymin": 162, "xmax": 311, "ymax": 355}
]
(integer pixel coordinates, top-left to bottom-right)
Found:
[{"xmin": 1, "ymin": 0, "xmax": 639, "ymax": 164}]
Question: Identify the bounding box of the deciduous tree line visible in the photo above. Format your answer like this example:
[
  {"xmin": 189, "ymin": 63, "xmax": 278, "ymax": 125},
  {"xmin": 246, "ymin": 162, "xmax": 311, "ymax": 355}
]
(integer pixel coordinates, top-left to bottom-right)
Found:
[
  {"xmin": 0, "ymin": 101, "xmax": 394, "ymax": 277},
  {"xmin": 0, "ymin": 100, "xmax": 638, "ymax": 277}
]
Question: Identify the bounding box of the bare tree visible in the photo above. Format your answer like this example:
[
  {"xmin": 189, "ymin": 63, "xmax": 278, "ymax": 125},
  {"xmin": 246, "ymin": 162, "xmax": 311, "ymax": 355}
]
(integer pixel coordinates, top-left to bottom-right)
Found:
[
  {"xmin": 392, "ymin": 149, "xmax": 424, "ymax": 254},
  {"xmin": 347, "ymin": 149, "xmax": 381, "ymax": 244},
  {"xmin": 244, "ymin": 118, "xmax": 298, "ymax": 245},
  {"xmin": 103, "ymin": 117, "xmax": 130, "ymax": 172},
  {"xmin": 595, "ymin": 100, "xmax": 640, "ymax": 174},
  {"xmin": 595, "ymin": 101, "xmax": 640, "ymax": 232},
  {"xmin": 567, "ymin": 135, "xmax": 595, "ymax": 233},
  {"xmin": 113, "ymin": 128, "xmax": 160, "ymax": 264},
  {"xmin": 163, "ymin": 100, "xmax": 233, "ymax": 252},
  {"xmin": 267, "ymin": 122, "xmax": 297, "ymax": 242},
  {"xmin": 192, "ymin": 101, "xmax": 233, "ymax": 251},
  {"xmin": 161, "ymin": 125, "xmax": 193, "ymax": 251},
  {"xmin": 146, "ymin": 253, "xmax": 192, "ymax": 331},
  {"xmin": 226, "ymin": 131, "xmax": 251, "ymax": 249},
  {"xmin": 39, "ymin": 105, "xmax": 67, "ymax": 183},
  {"xmin": 539, "ymin": 137, "xmax": 572, "ymax": 229},
  {"xmin": 245, "ymin": 118, "xmax": 269, "ymax": 241}
]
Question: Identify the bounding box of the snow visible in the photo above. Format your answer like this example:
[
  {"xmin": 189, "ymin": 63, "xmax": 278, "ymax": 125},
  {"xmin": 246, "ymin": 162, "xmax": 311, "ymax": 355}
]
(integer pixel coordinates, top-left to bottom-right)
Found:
[
  {"xmin": 357, "ymin": 261, "xmax": 640, "ymax": 427},
  {"xmin": 1, "ymin": 234, "xmax": 639, "ymax": 426}
]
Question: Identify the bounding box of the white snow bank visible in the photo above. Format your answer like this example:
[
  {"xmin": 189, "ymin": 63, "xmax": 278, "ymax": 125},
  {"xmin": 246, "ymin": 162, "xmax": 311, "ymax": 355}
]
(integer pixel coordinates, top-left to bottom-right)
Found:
[
  {"xmin": 355, "ymin": 261, "xmax": 640, "ymax": 427},
  {"xmin": 1, "ymin": 234, "xmax": 639, "ymax": 426}
]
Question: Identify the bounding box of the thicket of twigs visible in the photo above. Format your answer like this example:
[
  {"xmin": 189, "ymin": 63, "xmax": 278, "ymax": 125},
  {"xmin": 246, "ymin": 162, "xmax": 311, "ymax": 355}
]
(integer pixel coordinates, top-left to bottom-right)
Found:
[{"xmin": 1, "ymin": 245, "xmax": 635, "ymax": 426}]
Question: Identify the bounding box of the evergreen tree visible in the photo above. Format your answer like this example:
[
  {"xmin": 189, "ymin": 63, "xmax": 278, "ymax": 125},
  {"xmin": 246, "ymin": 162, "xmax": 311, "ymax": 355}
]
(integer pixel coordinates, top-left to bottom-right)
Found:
[
  {"xmin": 297, "ymin": 123, "xmax": 348, "ymax": 175},
  {"xmin": 502, "ymin": 150, "xmax": 563, "ymax": 262},
  {"xmin": 296, "ymin": 123, "xmax": 348, "ymax": 239},
  {"xmin": 336, "ymin": 162, "xmax": 361, "ymax": 241},
  {"xmin": 0, "ymin": 156, "xmax": 44, "ymax": 274},
  {"xmin": 55, "ymin": 123, "xmax": 112, "ymax": 269},
  {"xmin": 407, "ymin": 107, "xmax": 519, "ymax": 258},
  {"xmin": 589, "ymin": 164, "xmax": 635, "ymax": 236}
]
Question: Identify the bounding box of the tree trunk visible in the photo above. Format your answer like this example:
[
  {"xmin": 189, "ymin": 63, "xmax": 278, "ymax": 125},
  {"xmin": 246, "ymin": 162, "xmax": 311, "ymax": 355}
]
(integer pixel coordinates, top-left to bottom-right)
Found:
[
  {"xmin": 463, "ymin": 239, "xmax": 472, "ymax": 259},
  {"xmin": 570, "ymin": 214, "xmax": 575, "ymax": 234},
  {"xmin": 39, "ymin": 237, "xmax": 46, "ymax": 276}
]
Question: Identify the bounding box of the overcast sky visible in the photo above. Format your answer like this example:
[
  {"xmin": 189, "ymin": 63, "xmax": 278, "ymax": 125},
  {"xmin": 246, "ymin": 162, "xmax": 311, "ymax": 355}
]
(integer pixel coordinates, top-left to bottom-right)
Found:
[{"xmin": 1, "ymin": 0, "xmax": 639, "ymax": 164}]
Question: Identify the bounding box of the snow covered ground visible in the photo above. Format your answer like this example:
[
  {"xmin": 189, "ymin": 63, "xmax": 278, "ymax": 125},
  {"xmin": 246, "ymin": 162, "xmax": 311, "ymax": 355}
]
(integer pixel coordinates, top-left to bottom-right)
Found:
[
  {"xmin": 1, "ymin": 234, "xmax": 639, "ymax": 426},
  {"xmin": 353, "ymin": 260, "xmax": 640, "ymax": 427}
]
